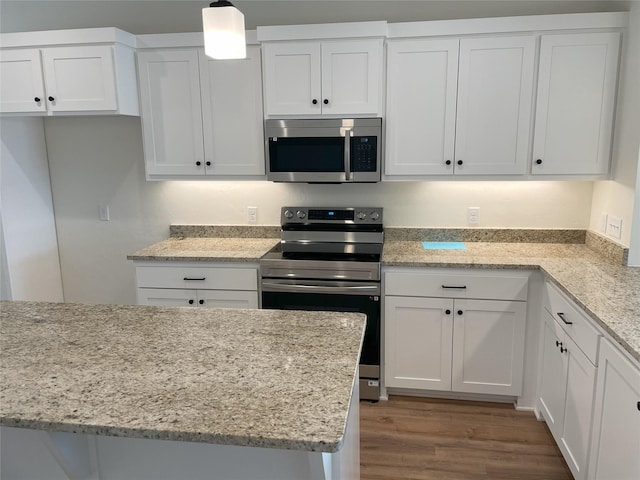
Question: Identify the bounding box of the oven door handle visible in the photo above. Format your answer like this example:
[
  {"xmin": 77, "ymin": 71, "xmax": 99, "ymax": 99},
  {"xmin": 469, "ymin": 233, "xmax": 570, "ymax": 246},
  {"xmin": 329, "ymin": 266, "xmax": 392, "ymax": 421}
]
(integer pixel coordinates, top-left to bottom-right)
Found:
[{"xmin": 261, "ymin": 280, "xmax": 379, "ymax": 295}]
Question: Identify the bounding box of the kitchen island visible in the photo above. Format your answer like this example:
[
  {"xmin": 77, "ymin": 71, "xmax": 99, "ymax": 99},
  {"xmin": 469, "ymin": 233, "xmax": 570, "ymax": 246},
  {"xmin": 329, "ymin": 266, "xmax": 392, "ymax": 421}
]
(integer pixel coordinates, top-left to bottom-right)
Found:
[{"xmin": 0, "ymin": 301, "xmax": 365, "ymax": 480}]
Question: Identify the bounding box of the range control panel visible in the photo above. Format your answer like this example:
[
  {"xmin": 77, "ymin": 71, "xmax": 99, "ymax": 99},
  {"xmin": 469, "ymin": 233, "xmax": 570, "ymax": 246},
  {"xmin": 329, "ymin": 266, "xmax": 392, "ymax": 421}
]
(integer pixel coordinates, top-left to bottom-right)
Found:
[{"xmin": 281, "ymin": 207, "xmax": 383, "ymax": 225}]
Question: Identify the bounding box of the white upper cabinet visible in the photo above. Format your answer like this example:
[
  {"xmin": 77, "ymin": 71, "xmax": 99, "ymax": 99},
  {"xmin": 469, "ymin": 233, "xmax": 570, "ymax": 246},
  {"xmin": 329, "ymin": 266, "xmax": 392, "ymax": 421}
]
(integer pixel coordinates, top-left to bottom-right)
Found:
[
  {"xmin": 385, "ymin": 39, "xmax": 459, "ymax": 176},
  {"xmin": 455, "ymin": 36, "xmax": 535, "ymax": 175},
  {"xmin": 532, "ymin": 32, "xmax": 621, "ymax": 176},
  {"xmin": 1, "ymin": 29, "xmax": 139, "ymax": 116},
  {"xmin": 0, "ymin": 49, "xmax": 47, "ymax": 114},
  {"xmin": 137, "ymin": 45, "xmax": 265, "ymax": 179},
  {"xmin": 137, "ymin": 49, "xmax": 205, "ymax": 177},
  {"xmin": 199, "ymin": 50, "xmax": 265, "ymax": 176},
  {"xmin": 262, "ymin": 38, "xmax": 383, "ymax": 117},
  {"xmin": 385, "ymin": 35, "xmax": 535, "ymax": 177}
]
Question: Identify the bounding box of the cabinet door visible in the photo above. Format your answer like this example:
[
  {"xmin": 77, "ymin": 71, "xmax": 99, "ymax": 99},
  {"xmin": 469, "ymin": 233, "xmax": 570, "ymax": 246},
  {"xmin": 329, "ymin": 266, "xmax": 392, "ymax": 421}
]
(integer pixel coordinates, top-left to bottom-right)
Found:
[
  {"xmin": 137, "ymin": 288, "xmax": 196, "ymax": 307},
  {"xmin": 41, "ymin": 46, "xmax": 118, "ymax": 112},
  {"xmin": 137, "ymin": 49, "xmax": 205, "ymax": 177},
  {"xmin": 532, "ymin": 33, "xmax": 620, "ymax": 176},
  {"xmin": 321, "ymin": 39, "xmax": 382, "ymax": 115},
  {"xmin": 199, "ymin": 47, "xmax": 265, "ymax": 176},
  {"xmin": 385, "ymin": 38, "xmax": 458, "ymax": 176},
  {"xmin": 384, "ymin": 296, "xmax": 453, "ymax": 391},
  {"xmin": 0, "ymin": 49, "xmax": 46, "ymax": 113},
  {"xmin": 451, "ymin": 299, "xmax": 527, "ymax": 395},
  {"xmin": 262, "ymin": 42, "xmax": 321, "ymax": 116},
  {"xmin": 588, "ymin": 339, "xmax": 640, "ymax": 480},
  {"xmin": 559, "ymin": 335, "xmax": 597, "ymax": 480},
  {"xmin": 197, "ymin": 290, "xmax": 258, "ymax": 309},
  {"xmin": 538, "ymin": 310, "xmax": 568, "ymax": 439},
  {"xmin": 455, "ymin": 36, "xmax": 535, "ymax": 175}
]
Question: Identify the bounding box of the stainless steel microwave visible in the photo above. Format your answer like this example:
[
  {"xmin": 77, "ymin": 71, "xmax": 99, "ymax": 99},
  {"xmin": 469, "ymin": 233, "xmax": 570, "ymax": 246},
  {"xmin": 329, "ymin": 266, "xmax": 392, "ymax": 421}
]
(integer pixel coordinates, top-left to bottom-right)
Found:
[{"xmin": 265, "ymin": 118, "xmax": 382, "ymax": 183}]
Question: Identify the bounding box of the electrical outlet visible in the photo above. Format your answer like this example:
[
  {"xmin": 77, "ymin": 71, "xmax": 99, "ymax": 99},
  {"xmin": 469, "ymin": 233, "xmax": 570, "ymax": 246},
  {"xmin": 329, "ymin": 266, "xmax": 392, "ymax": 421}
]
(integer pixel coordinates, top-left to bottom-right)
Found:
[
  {"xmin": 99, "ymin": 204, "xmax": 110, "ymax": 221},
  {"xmin": 467, "ymin": 207, "xmax": 480, "ymax": 225},
  {"xmin": 247, "ymin": 206, "xmax": 257, "ymax": 224},
  {"xmin": 605, "ymin": 216, "xmax": 622, "ymax": 239}
]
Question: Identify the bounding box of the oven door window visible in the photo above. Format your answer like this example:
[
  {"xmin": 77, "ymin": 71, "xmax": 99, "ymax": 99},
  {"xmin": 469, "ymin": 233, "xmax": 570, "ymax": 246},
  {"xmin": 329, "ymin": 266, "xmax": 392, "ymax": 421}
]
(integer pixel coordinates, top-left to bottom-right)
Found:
[
  {"xmin": 261, "ymin": 291, "xmax": 380, "ymax": 367},
  {"xmin": 269, "ymin": 137, "xmax": 344, "ymax": 172}
]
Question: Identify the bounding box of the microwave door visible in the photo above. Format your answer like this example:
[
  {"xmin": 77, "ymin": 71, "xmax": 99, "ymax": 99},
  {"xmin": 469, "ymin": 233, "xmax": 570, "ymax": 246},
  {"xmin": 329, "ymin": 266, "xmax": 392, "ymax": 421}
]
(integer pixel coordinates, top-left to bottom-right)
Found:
[{"xmin": 267, "ymin": 135, "xmax": 348, "ymax": 183}]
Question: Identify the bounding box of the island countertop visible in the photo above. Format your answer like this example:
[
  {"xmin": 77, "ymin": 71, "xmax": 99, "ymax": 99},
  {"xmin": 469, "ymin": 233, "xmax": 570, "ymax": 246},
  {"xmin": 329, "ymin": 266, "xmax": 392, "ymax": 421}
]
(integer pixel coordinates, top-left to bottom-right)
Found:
[{"xmin": 0, "ymin": 301, "xmax": 365, "ymax": 453}]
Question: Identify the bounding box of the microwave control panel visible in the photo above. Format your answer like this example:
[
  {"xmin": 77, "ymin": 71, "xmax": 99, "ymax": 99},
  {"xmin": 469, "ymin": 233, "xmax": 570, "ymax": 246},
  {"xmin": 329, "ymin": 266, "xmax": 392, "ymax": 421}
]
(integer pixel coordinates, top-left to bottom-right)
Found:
[{"xmin": 351, "ymin": 137, "xmax": 378, "ymax": 172}]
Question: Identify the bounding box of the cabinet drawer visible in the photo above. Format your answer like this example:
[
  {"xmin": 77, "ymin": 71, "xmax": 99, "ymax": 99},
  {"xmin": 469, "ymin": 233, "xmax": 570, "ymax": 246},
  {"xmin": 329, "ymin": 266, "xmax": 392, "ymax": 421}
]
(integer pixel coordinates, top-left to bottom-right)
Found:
[
  {"xmin": 544, "ymin": 281, "xmax": 601, "ymax": 365},
  {"xmin": 385, "ymin": 269, "xmax": 528, "ymax": 301},
  {"xmin": 136, "ymin": 265, "xmax": 257, "ymax": 291}
]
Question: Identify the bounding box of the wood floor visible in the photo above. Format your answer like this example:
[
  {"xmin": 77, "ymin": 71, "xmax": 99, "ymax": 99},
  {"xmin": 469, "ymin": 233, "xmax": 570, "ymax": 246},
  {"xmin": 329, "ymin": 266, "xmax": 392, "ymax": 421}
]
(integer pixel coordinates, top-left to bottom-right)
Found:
[{"xmin": 360, "ymin": 395, "xmax": 573, "ymax": 480}]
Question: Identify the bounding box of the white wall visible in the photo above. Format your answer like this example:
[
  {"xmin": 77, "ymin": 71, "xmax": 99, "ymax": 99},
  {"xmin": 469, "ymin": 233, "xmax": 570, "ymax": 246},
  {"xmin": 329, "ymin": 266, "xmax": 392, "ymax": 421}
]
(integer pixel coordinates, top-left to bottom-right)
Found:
[
  {"xmin": 589, "ymin": 1, "xmax": 640, "ymax": 248},
  {"xmin": 44, "ymin": 116, "xmax": 594, "ymax": 305},
  {"xmin": 0, "ymin": 117, "xmax": 64, "ymax": 301}
]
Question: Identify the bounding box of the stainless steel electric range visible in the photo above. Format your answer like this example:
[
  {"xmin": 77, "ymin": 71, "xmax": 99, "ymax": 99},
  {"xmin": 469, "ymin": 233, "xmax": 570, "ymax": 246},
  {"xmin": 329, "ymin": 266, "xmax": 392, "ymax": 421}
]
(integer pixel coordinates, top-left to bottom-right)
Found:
[{"xmin": 260, "ymin": 206, "xmax": 383, "ymax": 401}]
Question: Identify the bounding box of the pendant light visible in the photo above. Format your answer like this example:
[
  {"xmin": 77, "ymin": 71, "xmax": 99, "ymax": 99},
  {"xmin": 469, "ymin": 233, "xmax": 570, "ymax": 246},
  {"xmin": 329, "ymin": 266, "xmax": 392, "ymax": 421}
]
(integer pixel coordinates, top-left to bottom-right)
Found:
[{"xmin": 202, "ymin": 1, "xmax": 246, "ymax": 59}]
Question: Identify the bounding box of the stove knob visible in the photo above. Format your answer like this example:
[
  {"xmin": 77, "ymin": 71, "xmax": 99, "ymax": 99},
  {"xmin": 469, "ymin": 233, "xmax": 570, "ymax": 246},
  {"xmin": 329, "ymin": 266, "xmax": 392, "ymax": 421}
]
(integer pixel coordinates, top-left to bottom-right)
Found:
[
  {"xmin": 284, "ymin": 209, "xmax": 294, "ymax": 219},
  {"xmin": 297, "ymin": 210, "xmax": 306, "ymax": 219},
  {"xmin": 357, "ymin": 211, "xmax": 367, "ymax": 220},
  {"xmin": 370, "ymin": 211, "xmax": 380, "ymax": 221}
]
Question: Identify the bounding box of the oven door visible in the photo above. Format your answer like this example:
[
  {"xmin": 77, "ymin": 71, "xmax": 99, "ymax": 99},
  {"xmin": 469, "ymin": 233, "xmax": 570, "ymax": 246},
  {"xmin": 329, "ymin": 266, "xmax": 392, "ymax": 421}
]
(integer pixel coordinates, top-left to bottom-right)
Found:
[{"xmin": 261, "ymin": 279, "xmax": 380, "ymax": 400}]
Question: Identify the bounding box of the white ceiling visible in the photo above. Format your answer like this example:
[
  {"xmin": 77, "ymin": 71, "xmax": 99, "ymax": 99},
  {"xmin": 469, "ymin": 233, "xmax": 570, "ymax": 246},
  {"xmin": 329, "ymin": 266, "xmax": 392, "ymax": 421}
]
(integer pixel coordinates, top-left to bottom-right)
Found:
[{"xmin": 0, "ymin": 1, "xmax": 631, "ymax": 34}]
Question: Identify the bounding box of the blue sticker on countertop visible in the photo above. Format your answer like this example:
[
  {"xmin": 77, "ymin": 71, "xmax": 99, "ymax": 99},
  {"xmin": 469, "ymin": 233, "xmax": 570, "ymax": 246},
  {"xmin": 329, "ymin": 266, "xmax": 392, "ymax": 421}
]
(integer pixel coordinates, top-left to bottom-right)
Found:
[{"xmin": 422, "ymin": 242, "xmax": 467, "ymax": 250}]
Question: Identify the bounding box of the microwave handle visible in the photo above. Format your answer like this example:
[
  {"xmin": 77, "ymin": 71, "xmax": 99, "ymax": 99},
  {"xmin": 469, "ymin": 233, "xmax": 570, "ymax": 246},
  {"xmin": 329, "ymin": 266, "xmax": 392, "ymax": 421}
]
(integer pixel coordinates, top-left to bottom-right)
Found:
[{"xmin": 344, "ymin": 129, "xmax": 352, "ymax": 182}]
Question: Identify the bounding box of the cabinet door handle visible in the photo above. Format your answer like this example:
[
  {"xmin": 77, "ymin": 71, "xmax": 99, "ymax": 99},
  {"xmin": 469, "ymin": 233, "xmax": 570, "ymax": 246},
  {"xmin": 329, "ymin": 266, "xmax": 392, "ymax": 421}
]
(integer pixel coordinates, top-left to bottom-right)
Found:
[
  {"xmin": 637, "ymin": 401, "xmax": 640, "ymax": 412},
  {"xmin": 183, "ymin": 277, "xmax": 206, "ymax": 281},
  {"xmin": 557, "ymin": 312, "xmax": 573, "ymax": 325},
  {"xmin": 445, "ymin": 309, "xmax": 451, "ymax": 315},
  {"xmin": 48, "ymin": 96, "xmax": 55, "ymax": 102},
  {"xmin": 442, "ymin": 285, "xmax": 467, "ymax": 289},
  {"xmin": 206, "ymin": 161, "xmax": 211, "ymax": 166},
  {"xmin": 555, "ymin": 340, "xmax": 562, "ymax": 347},
  {"xmin": 199, "ymin": 299, "xmax": 205, "ymax": 305},
  {"xmin": 457, "ymin": 310, "xmax": 463, "ymax": 316},
  {"xmin": 560, "ymin": 345, "xmax": 567, "ymax": 354},
  {"xmin": 323, "ymin": 99, "xmax": 329, "ymax": 105},
  {"xmin": 445, "ymin": 160, "xmax": 452, "ymax": 166},
  {"xmin": 536, "ymin": 159, "xmax": 543, "ymax": 165},
  {"xmin": 312, "ymin": 99, "xmax": 318, "ymax": 105},
  {"xmin": 457, "ymin": 160, "xmax": 463, "ymax": 166},
  {"xmin": 196, "ymin": 161, "xmax": 202, "ymax": 166},
  {"xmin": 34, "ymin": 97, "xmax": 41, "ymax": 103},
  {"xmin": 188, "ymin": 299, "xmax": 194, "ymax": 305}
]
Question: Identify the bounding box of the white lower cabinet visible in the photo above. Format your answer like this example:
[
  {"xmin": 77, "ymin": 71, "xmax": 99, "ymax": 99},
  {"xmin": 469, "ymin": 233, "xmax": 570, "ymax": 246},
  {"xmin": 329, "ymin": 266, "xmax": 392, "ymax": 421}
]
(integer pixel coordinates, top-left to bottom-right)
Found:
[
  {"xmin": 537, "ymin": 280, "xmax": 602, "ymax": 480},
  {"xmin": 538, "ymin": 310, "xmax": 597, "ymax": 480},
  {"xmin": 133, "ymin": 263, "xmax": 259, "ymax": 309},
  {"xmin": 384, "ymin": 268, "xmax": 528, "ymax": 397},
  {"xmin": 587, "ymin": 338, "xmax": 640, "ymax": 480}
]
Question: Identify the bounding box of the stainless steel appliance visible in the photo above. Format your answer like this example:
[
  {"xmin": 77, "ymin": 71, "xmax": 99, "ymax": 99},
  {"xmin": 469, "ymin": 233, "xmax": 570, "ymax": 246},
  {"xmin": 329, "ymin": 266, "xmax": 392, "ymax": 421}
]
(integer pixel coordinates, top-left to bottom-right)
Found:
[
  {"xmin": 265, "ymin": 118, "xmax": 382, "ymax": 183},
  {"xmin": 260, "ymin": 206, "xmax": 383, "ymax": 401}
]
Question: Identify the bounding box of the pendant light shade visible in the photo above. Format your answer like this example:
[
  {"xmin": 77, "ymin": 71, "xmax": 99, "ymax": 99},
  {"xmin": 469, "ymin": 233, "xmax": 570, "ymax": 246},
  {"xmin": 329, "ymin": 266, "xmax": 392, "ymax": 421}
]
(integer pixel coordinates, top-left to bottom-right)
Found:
[{"xmin": 202, "ymin": 1, "xmax": 246, "ymax": 60}]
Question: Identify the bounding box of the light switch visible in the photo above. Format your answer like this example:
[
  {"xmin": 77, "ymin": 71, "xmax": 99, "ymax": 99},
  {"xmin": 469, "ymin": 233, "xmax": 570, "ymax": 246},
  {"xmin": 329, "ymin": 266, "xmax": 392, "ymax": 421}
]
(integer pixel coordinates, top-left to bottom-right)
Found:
[{"xmin": 605, "ymin": 216, "xmax": 622, "ymax": 239}]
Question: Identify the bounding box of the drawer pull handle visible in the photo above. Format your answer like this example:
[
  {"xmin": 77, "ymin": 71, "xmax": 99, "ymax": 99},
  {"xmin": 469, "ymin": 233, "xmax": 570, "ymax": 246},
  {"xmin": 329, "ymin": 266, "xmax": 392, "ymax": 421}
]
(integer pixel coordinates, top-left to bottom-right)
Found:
[
  {"xmin": 442, "ymin": 285, "xmax": 467, "ymax": 289},
  {"xmin": 184, "ymin": 277, "xmax": 206, "ymax": 281},
  {"xmin": 555, "ymin": 340, "xmax": 562, "ymax": 347},
  {"xmin": 560, "ymin": 345, "xmax": 567, "ymax": 354},
  {"xmin": 557, "ymin": 312, "xmax": 573, "ymax": 325}
]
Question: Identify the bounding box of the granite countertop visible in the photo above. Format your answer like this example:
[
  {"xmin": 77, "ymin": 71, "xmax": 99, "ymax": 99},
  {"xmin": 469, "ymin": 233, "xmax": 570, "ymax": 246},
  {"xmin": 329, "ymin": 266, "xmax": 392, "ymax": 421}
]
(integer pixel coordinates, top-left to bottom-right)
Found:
[
  {"xmin": 0, "ymin": 301, "xmax": 365, "ymax": 453},
  {"xmin": 382, "ymin": 241, "xmax": 640, "ymax": 363},
  {"xmin": 127, "ymin": 237, "xmax": 279, "ymax": 262}
]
